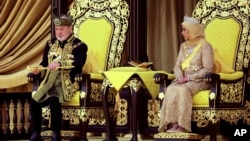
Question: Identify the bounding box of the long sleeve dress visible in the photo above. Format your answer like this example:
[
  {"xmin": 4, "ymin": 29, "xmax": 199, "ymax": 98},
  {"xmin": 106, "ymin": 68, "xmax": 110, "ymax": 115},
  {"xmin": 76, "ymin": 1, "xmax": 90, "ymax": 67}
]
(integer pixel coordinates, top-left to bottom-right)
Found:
[{"xmin": 158, "ymin": 40, "xmax": 214, "ymax": 132}]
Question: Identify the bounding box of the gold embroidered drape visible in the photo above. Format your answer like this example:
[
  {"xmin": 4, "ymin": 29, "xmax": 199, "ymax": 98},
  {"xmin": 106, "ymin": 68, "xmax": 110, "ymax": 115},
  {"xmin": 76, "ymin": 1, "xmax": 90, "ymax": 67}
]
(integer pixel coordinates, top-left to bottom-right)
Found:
[{"xmin": 0, "ymin": 0, "xmax": 51, "ymax": 91}]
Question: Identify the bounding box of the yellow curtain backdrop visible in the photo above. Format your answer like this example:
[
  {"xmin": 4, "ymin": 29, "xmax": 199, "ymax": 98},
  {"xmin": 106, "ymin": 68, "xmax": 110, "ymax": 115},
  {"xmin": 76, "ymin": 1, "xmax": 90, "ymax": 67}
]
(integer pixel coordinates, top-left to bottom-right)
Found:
[{"xmin": 0, "ymin": 0, "xmax": 51, "ymax": 92}]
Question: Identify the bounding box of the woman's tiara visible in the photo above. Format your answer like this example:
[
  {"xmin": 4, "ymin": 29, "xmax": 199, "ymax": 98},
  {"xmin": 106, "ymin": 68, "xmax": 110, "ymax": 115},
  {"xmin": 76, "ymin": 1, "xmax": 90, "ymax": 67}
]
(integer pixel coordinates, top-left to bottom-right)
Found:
[{"xmin": 183, "ymin": 16, "xmax": 199, "ymax": 24}]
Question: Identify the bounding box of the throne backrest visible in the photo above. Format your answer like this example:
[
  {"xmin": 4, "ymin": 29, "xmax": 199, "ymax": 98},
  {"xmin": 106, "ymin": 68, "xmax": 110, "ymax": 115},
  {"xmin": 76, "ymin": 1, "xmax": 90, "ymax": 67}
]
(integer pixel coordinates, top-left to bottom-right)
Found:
[
  {"xmin": 192, "ymin": 0, "xmax": 250, "ymax": 72},
  {"xmin": 68, "ymin": 0, "xmax": 129, "ymax": 72}
]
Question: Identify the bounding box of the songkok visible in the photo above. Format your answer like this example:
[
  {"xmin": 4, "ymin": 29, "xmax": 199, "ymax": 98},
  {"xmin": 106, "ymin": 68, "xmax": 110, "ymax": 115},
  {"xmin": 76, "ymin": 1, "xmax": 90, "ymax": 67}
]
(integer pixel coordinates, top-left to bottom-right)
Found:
[{"xmin": 53, "ymin": 14, "xmax": 73, "ymax": 26}]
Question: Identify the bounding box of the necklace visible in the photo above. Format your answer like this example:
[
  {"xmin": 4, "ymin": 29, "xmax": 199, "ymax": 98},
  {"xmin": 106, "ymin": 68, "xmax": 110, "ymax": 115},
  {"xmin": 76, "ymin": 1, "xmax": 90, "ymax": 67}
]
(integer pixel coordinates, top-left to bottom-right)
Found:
[
  {"xmin": 186, "ymin": 46, "xmax": 194, "ymax": 57},
  {"xmin": 187, "ymin": 47, "xmax": 194, "ymax": 54}
]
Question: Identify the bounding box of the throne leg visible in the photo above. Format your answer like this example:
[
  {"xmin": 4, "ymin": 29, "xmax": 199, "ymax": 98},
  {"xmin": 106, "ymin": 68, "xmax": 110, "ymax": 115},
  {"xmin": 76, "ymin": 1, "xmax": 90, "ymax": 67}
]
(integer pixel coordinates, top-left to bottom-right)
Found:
[
  {"xmin": 102, "ymin": 85, "xmax": 118, "ymax": 141},
  {"xmin": 79, "ymin": 117, "xmax": 89, "ymax": 141},
  {"xmin": 209, "ymin": 121, "xmax": 219, "ymax": 141}
]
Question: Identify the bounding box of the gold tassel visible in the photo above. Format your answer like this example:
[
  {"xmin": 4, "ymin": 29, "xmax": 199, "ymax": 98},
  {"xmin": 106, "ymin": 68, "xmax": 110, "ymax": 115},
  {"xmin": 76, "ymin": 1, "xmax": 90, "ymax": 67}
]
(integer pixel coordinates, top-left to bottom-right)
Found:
[
  {"xmin": 152, "ymin": 99, "xmax": 157, "ymax": 113},
  {"xmin": 114, "ymin": 91, "xmax": 121, "ymax": 112}
]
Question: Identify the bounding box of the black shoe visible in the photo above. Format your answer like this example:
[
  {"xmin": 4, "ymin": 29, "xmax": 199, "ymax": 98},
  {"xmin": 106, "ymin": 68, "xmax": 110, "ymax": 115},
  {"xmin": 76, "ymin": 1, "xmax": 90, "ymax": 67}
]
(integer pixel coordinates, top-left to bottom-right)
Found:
[
  {"xmin": 52, "ymin": 131, "xmax": 61, "ymax": 141},
  {"xmin": 30, "ymin": 132, "xmax": 42, "ymax": 141}
]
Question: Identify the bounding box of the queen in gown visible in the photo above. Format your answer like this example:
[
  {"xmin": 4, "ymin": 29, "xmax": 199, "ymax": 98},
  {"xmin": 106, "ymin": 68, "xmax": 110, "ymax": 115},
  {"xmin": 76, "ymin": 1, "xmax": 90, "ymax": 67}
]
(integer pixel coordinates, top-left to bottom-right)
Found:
[{"xmin": 158, "ymin": 16, "xmax": 214, "ymax": 133}]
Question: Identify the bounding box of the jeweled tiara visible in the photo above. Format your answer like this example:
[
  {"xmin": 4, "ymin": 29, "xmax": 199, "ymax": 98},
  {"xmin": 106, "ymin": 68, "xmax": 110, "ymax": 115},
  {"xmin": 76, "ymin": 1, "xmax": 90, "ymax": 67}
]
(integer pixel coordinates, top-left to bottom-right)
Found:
[{"xmin": 183, "ymin": 15, "xmax": 199, "ymax": 24}]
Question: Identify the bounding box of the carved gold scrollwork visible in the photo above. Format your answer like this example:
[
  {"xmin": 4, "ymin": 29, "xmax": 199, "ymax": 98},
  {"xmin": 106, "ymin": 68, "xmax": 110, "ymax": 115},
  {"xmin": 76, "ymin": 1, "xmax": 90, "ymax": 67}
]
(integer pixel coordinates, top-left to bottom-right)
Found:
[
  {"xmin": 90, "ymin": 83, "xmax": 102, "ymax": 102},
  {"xmin": 78, "ymin": 108, "xmax": 88, "ymax": 122},
  {"xmin": 42, "ymin": 107, "xmax": 51, "ymax": 120},
  {"xmin": 43, "ymin": 105, "xmax": 128, "ymax": 126},
  {"xmin": 116, "ymin": 99, "xmax": 128, "ymax": 125},
  {"xmin": 86, "ymin": 100, "xmax": 128, "ymax": 126},
  {"xmin": 192, "ymin": 109, "xmax": 247, "ymax": 127},
  {"xmin": 243, "ymin": 100, "xmax": 250, "ymax": 125},
  {"xmin": 220, "ymin": 80, "xmax": 243, "ymax": 104},
  {"xmin": 42, "ymin": 107, "xmax": 81, "ymax": 125},
  {"xmin": 148, "ymin": 105, "xmax": 250, "ymax": 128},
  {"xmin": 126, "ymin": 78, "xmax": 143, "ymax": 93},
  {"xmin": 147, "ymin": 100, "xmax": 160, "ymax": 127},
  {"xmin": 62, "ymin": 108, "xmax": 80, "ymax": 125},
  {"xmin": 88, "ymin": 108, "xmax": 106, "ymax": 125},
  {"xmin": 101, "ymin": 78, "xmax": 142, "ymax": 125},
  {"xmin": 218, "ymin": 109, "xmax": 247, "ymax": 124},
  {"xmin": 193, "ymin": 0, "xmax": 250, "ymax": 69},
  {"xmin": 41, "ymin": 130, "xmax": 80, "ymax": 138},
  {"xmin": 69, "ymin": 0, "xmax": 129, "ymax": 70},
  {"xmin": 192, "ymin": 109, "xmax": 214, "ymax": 127},
  {"xmin": 101, "ymin": 78, "xmax": 113, "ymax": 91}
]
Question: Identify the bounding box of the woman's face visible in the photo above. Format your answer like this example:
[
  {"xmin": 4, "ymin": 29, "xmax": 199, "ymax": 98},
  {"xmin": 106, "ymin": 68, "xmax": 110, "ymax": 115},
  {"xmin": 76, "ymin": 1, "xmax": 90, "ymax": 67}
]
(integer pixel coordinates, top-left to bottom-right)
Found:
[
  {"xmin": 55, "ymin": 25, "xmax": 72, "ymax": 41},
  {"xmin": 181, "ymin": 26, "xmax": 190, "ymax": 41}
]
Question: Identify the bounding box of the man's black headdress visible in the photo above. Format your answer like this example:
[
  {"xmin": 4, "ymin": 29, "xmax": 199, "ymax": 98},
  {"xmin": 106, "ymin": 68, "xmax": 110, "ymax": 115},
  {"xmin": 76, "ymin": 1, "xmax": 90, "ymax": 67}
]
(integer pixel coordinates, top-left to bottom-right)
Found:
[{"xmin": 52, "ymin": 9, "xmax": 73, "ymax": 26}]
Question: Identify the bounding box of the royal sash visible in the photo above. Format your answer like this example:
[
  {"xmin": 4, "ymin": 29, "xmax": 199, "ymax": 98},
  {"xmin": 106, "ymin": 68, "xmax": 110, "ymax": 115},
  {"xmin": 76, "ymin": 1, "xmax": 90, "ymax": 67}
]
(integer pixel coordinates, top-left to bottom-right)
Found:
[{"xmin": 181, "ymin": 43, "xmax": 202, "ymax": 70}]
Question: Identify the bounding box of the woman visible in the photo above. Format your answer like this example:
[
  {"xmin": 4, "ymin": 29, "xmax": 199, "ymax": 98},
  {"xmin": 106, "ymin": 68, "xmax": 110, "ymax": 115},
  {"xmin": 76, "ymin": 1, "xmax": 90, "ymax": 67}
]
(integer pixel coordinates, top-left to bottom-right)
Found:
[{"xmin": 158, "ymin": 16, "xmax": 214, "ymax": 133}]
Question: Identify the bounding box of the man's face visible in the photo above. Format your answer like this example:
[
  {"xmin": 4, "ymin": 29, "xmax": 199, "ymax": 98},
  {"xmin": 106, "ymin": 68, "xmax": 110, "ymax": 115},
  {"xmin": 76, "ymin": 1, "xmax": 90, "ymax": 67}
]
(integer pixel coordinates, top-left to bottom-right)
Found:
[{"xmin": 55, "ymin": 25, "xmax": 72, "ymax": 41}]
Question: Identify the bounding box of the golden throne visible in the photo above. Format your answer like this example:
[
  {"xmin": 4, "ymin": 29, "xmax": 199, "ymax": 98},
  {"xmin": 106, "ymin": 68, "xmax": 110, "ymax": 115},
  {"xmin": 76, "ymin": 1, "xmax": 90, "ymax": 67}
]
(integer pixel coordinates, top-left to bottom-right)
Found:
[
  {"xmin": 27, "ymin": 0, "xmax": 129, "ymax": 140},
  {"xmin": 153, "ymin": 0, "xmax": 250, "ymax": 141}
]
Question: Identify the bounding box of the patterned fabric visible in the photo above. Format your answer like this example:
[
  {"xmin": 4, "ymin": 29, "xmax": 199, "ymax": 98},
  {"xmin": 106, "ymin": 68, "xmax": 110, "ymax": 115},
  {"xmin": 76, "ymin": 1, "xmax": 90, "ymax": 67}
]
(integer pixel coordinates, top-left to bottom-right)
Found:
[
  {"xmin": 158, "ymin": 41, "xmax": 214, "ymax": 132},
  {"xmin": 32, "ymin": 35, "xmax": 87, "ymax": 103}
]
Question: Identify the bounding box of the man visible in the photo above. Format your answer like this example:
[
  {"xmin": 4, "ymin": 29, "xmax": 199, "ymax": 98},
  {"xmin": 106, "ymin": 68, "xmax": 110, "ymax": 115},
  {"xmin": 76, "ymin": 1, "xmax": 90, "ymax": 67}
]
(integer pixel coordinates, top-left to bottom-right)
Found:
[{"xmin": 29, "ymin": 14, "xmax": 87, "ymax": 141}]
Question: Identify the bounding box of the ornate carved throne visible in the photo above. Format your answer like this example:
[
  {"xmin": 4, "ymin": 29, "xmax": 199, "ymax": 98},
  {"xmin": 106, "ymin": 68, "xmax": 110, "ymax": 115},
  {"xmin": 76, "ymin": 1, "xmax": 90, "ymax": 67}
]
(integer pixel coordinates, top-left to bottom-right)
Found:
[
  {"xmin": 28, "ymin": 0, "xmax": 130, "ymax": 140},
  {"xmin": 154, "ymin": 0, "xmax": 250, "ymax": 141},
  {"xmin": 68, "ymin": 0, "xmax": 130, "ymax": 139}
]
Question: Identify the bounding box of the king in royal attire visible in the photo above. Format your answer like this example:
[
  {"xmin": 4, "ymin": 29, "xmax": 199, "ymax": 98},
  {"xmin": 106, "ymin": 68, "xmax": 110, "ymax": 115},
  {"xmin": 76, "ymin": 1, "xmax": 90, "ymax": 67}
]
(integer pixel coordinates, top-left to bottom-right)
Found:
[{"xmin": 29, "ymin": 14, "xmax": 88, "ymax": 141}]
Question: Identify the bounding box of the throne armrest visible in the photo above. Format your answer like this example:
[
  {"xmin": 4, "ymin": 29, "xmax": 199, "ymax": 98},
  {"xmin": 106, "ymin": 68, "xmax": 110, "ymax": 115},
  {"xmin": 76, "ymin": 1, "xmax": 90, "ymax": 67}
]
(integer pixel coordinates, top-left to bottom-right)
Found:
[
  {"xmin": 153, "ymin": 73, "xmax": 169, "ymax": 84},
  {"xmin": 27, "ymin": 73, "xmax": 40, "ymax": 83},
  {"xmin": 217, "ymin": 71, "xmax": 244, "ymax": 81},
  {"xmin": 74, "ymin": 72, "xmax": 108, "ymax": 108},
  {"xmin": 206, "ymin": 71, "xmax": 245, "ymax": 108},
  {"xmin": 153, "ymin": 73, "xmax": 173, "ymax": 103},
  {"xmin": 27, "ymin": 72, "xmax": 41, "ymax": 91},
  {"xmin": 204, "ymin": 73, "xmax": 220, "ymax": 83},
  {"xmin": 74, "ymin": 73, "xmax": 88, "ymax": 83}
]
